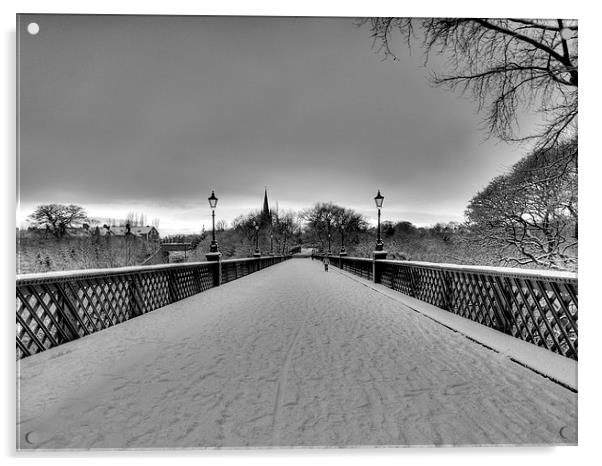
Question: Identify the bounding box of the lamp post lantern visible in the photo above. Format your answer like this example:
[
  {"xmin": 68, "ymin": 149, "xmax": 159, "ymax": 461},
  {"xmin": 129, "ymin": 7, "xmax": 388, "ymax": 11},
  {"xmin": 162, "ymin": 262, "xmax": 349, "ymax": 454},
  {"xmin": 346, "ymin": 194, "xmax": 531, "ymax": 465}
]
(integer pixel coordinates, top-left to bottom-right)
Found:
[
  {"xmin": 208, "ymin": 190, "xmax": 219, "ymax": 253},
  {"xmin": 374, "ymin": 190, "xmax": 384, "ymax": 252}
]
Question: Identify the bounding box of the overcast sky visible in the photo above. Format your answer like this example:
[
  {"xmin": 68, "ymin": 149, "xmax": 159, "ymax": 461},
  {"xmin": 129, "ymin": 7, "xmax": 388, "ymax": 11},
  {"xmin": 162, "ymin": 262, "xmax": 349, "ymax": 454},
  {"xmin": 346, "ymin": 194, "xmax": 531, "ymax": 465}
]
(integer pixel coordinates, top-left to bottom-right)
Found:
[{"xmin": 18, "ymin": 14, "xmax": 536, "ymax": 234}]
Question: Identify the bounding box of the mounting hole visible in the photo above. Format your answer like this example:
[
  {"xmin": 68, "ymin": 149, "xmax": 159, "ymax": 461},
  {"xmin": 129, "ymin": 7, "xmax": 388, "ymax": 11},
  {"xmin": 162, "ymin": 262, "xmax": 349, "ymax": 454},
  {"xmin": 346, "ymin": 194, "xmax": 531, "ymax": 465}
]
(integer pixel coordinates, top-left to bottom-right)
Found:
[
  {"xmin": 559, "ymin": 425, "xmax": 576, "ymax": 441},
  {"xmin": 27, "ymin": 22, "xmax": 40, "ymax": 35},
  {"xmin": 25, "ymin": 431, "xmax": 39, "ymax": 444}
]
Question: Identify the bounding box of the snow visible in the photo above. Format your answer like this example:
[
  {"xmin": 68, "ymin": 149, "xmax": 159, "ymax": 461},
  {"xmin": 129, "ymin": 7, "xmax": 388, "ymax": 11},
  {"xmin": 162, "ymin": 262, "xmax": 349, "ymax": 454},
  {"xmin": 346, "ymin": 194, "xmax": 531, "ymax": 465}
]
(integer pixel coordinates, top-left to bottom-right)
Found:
[
  {"xmin": 16, "ymin": 260, "xmax": 216, "ymax": 282},
  {"xmin": 333, "ymin": 267, "xmax": 578, "ymax": 390},
  {"xmin": 17, "ymin": 259, "xmax": 577, "ymax": 450},
  {"xmin": 380, "ymin": 259, "xmax": 577, "ymax": 281},
  {"xmin": 17, "ymin": 257, "xmax": 280, "ymax": 282}
]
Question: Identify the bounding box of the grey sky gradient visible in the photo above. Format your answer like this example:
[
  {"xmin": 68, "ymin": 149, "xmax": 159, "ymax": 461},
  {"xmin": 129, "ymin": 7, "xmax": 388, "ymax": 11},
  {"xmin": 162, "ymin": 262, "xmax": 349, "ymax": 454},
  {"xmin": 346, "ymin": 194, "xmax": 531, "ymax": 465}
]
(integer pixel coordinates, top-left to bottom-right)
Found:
[{"xmin": 18, "ymin": 14, "xmax": 535, "ymax": 234}]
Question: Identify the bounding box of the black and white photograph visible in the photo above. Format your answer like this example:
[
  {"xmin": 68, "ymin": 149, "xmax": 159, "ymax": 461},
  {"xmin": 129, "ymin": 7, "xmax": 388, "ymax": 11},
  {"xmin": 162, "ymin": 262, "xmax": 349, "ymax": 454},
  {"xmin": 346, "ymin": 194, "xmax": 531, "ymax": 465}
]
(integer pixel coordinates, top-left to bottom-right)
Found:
[{"xmin": 14, "ymin": 6, "xmax": 582, "ymax": 453}]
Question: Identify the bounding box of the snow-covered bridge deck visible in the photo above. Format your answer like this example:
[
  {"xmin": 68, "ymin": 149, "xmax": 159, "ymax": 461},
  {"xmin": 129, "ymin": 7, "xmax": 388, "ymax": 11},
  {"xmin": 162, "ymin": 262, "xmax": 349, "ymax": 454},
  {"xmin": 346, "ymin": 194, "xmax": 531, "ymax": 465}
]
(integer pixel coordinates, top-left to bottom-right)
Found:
[{"xmin": 17, "ymin": 259, "xmax": 577, "ymax": 449}]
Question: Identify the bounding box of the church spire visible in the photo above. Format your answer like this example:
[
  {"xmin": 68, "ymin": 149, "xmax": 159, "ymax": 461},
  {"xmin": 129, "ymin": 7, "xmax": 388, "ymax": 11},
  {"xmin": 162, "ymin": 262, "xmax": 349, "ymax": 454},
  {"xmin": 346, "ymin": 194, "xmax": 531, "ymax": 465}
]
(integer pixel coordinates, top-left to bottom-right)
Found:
[{"xmin": 262, "ymin": 186, "xmax": 270, "ymax": 218}]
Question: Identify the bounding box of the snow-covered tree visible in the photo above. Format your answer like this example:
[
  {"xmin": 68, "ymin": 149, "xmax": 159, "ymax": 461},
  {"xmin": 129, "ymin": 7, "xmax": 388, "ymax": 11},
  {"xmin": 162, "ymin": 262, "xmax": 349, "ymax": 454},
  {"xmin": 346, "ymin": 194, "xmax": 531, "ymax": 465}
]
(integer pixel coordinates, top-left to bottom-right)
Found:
[
  {"xmin": 465, "ymin": 139, "xmax": 577, "ymax": 269},
  {"xmin": 28, "ymin": 204, "xmax": 88, "ymax": 239}
]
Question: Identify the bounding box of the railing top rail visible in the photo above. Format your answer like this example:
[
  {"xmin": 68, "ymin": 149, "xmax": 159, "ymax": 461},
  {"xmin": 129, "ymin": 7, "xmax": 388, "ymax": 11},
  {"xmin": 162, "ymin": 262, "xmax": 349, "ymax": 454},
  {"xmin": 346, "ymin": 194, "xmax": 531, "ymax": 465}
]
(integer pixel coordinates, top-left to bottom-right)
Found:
[
  {"xmin": 335, "ymin": 255, "xmax": 576, "ymax": 282},
  {"xmin": 326, "ymin": 255, "xmax": 373, "ymax": 263},
  {"xmin": 17, "ymin": 256, "xmax": 289, "ymax": 286},
  {"xmin": 378, "ymin": 259, "xmax": 577, "ymax": 282},
  {"xmin": 16, "ymin": 260, "xmax": 218, "ymax": 285},
  {"xmin": 221, "ymin": 256, "xmax": 287, "ymax": 264}
]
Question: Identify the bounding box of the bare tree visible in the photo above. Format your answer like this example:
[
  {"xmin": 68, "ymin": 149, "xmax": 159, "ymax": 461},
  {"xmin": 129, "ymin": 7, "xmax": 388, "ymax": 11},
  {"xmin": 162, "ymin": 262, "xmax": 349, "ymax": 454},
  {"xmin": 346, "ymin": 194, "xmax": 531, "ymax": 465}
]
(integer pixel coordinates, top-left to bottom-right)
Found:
[
  {"xmin": 359, "ymin": 18, "xmax": 578, "ymax": 155},
  {"xmin": 215, "ymin": 219, "xmax": 227, "ymax": 232},
  {"xmin": 275, "ymin": 210, "xmax": 298, "ymax": 255},
  {"xmin": 465, "ymin": 139, "xmax": 577, "ymax": 269},
  {"xmin": 28, "ymin": 204, "xmax": 88, "ymax": 239},
  {"xmin": 125, "ymin": 211, "xmax": 148, "ymax": 227},
  {"xmin": 232, "ymin": 211, "xmax": 263, "ymax": 253},
  {"xmin": 301, "ymin": 203, "xmax": 366, "ymax": 252}
]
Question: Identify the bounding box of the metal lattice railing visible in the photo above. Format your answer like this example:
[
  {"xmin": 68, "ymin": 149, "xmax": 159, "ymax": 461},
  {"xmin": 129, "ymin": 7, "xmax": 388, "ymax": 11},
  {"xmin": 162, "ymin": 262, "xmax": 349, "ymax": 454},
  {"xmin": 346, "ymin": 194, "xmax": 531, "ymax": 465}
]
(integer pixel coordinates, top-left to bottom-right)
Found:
[
  {"xmin": 333, "ymin": 256, "xmax": 373, "ymax": 281},
  {"xmin": 221, "ymin": 256, "xmax": 287, "ymax": 284},
  {"xmin": 16, "ymin": 256, "xmax": 290, "ymax": 359},
  {"xmin": 328, "ymin": 256, "xmax": 578, "ymax": 360}
]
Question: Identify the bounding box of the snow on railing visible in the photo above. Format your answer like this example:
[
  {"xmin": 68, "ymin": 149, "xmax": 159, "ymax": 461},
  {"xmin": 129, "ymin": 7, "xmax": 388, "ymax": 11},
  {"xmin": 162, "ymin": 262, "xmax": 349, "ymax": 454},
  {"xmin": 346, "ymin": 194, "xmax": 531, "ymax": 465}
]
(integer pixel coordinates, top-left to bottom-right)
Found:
[
  {"xmin": 221, "ymin": 256, "xmax": 289, "ymax": 284},
  {"xmin": 325, "ymin": 255, "xmax": 578, "ymax": 360},
  {"xmin": 16, "ymin": 255, "xmax": 291, "ymax": 359}
]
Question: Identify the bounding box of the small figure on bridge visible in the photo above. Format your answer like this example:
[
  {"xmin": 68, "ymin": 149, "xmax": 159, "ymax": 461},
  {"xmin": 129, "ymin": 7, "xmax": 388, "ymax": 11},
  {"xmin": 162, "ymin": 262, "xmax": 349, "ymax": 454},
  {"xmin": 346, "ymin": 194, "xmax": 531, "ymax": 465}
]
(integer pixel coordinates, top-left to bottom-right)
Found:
[{"xmin": 323, "ymin": 255, "xmax": 329, "ymax": 272}]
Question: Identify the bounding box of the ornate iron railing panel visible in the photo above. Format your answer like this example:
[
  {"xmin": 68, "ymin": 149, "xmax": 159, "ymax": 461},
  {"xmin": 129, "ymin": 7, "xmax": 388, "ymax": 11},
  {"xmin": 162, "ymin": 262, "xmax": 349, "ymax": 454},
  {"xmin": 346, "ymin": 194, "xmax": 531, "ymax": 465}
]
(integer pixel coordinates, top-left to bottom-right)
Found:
[
  {"xmin": 221, "ymin": 258, "xmax": 251, "ymax": 284},
  {"xmin": 336, "ymin": 256, "xmax": 373, "ymax": 281},
  {"xmin": 221, "ymin": 256, "xmax": 288, "ymax": 284},
  {"xmin": 16, "ymin": 256, "xmax": 290, "ymax": 359},
  {"xmin": 329, "ymin": 256, "xmax": 578, "ymax": 360}
]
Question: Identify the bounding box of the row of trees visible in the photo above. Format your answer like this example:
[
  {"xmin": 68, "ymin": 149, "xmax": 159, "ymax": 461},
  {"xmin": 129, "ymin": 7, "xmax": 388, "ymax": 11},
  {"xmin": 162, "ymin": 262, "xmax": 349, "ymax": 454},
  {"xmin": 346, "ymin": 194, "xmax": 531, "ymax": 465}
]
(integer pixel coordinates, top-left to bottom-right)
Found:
[
  {"xmin": 231, "ymin": 208, "xmax": 300, "ymax": 256},
  {"xmin": 22, "ymin": 138, "xmax": 578, "ymax": 271},
  {"xmin": 296, "ymin": 143, "xmax": 578, "ymax": 270},
  {"xmin": 299, "ymin": 203, "xmax": 366, "ymax": 253},
  {"xmin": 22, "ymin": 153, "xmax": 578, "ymax": 270}
]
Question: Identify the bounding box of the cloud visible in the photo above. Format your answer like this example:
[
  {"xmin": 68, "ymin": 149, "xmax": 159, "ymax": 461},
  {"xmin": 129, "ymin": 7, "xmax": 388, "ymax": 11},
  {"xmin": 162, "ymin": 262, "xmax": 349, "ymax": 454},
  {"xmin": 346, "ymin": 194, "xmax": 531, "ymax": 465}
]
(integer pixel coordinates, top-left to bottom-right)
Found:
[{"xmin": 18, "ymin": 15, "xmax": 530, "ymax": 234}]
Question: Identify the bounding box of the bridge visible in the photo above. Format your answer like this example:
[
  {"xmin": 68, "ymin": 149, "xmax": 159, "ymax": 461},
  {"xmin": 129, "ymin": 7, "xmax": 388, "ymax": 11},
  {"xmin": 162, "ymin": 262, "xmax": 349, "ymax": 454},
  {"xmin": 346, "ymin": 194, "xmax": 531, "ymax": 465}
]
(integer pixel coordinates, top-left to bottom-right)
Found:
[{"xmin": 16, "ymin": 255, "xmax": 577, "ymax": 448}]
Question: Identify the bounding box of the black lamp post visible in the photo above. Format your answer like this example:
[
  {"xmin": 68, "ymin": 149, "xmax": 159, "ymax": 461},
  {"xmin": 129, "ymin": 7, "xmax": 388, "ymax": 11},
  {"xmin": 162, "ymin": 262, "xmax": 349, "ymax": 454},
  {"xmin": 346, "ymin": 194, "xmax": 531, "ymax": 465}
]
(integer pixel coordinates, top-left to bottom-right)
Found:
[
  {"xmin": 340, "ymin": 222, "xmax": 346, "ymax": 255},
  {"xmin": 253, "ymin": 220, "xmax": 260, "ymax": 256},
  {"xmin": 270, "ymin": 232, "xmax": 274, "ymax": 255},
  {"xmin": 374, "ymin": 190, "xmax": 384, "ymax": 252},
  {"xmin": 208, "ymin": 190, "xmax": 219, "ymax": 253}
]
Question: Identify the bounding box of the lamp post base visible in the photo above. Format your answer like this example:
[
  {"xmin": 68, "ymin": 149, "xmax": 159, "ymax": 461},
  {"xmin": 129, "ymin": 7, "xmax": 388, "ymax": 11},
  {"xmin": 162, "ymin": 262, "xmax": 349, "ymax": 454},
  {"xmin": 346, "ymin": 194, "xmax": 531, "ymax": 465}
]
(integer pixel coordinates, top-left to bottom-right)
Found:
[
  {"xmin": 205, "ymin": 251, "xmax": 222, "ymax": 287},
  {"xmin": 205, "ymin": 252, "xmax": 222, "ymax": 261},
  {"xmin": 373, "ymin": 250, "xmax": 387, "ymax": 284}
]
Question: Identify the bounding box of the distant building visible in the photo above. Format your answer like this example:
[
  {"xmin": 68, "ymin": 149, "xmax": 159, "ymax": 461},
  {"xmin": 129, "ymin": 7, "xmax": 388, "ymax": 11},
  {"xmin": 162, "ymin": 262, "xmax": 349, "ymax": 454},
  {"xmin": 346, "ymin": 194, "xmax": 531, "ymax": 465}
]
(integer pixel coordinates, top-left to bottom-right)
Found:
[
  {"xmin": 49, "ymin": 225, "xmax": 162, "ymax": 241},
  {"xmin": 66, "ymin": 227, "xmax": 91, "ymax": 238},
  {"xmin": 17, "ymin": 223, "xmax": 161, "ymax": 241},
  {"xmin": 100, "ymin": 225, "xmax": 160, "ymax": 241}
]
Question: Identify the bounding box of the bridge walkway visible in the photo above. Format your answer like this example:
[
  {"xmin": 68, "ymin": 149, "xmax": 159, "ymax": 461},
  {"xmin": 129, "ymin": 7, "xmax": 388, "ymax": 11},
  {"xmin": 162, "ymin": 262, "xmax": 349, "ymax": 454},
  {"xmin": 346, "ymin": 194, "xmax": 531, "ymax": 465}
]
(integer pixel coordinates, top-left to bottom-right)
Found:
[{"xmin": 18, "ymin": 259, "xmax": 576, "ymax": 449}]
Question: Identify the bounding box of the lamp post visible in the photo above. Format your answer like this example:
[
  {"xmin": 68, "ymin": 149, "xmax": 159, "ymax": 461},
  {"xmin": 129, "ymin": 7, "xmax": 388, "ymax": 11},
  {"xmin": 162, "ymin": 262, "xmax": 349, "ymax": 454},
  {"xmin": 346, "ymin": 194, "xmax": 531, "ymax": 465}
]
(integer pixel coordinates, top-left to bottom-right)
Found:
[
  {"xmin": 208, "ymin": 190, "xmax": 218, "ymax": 253},
  {"xmin": 253, "ymin": 220, "xmax": 261, "ymax": 257},
  {"xmin": 372, "ymin": 190, "xmax": 387, "ymax": 283},
  {"xmin": 270, "ymin": 232, "xmax": 274, "ymax": 255},
  {"xmin": 206, "ymin": 190, "xmax": 221, "ymax": 283},
  {"xmin": 340, "ymin": 222, "xmax": 347, "ymax": 256},
  {"xmin": 374, "ymin": 190, "xmax": 384, "ymax": 252}
]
